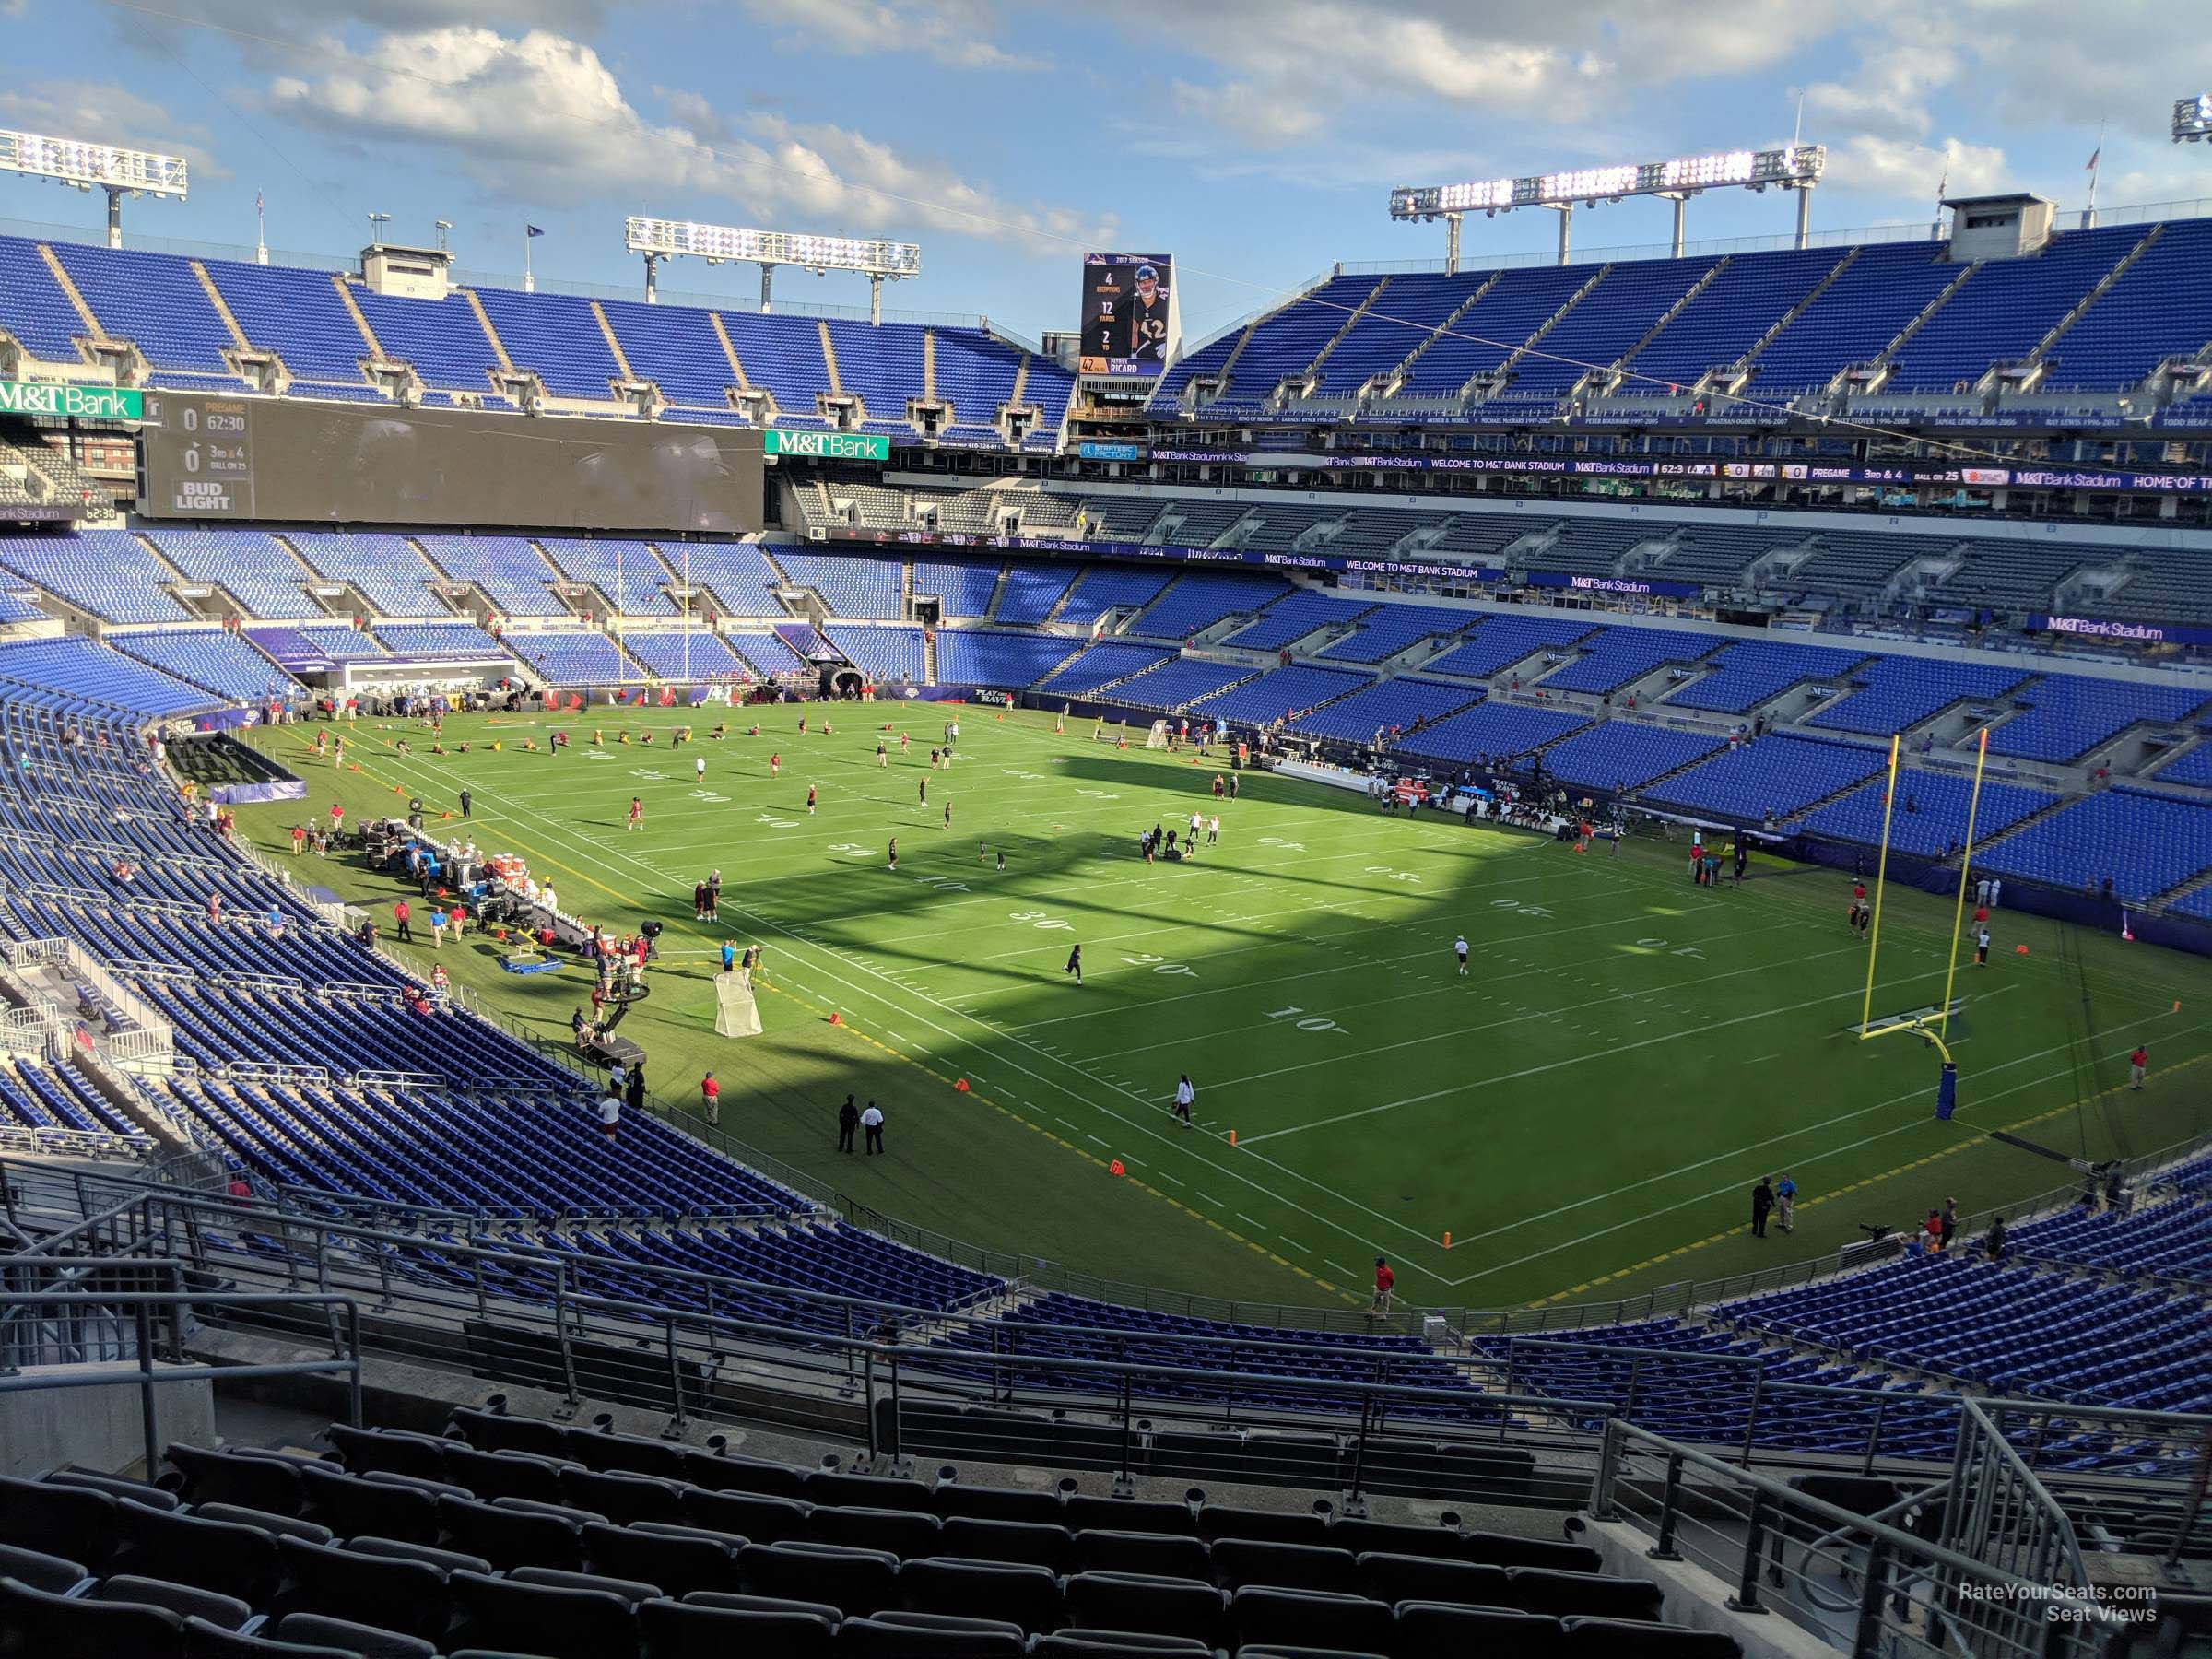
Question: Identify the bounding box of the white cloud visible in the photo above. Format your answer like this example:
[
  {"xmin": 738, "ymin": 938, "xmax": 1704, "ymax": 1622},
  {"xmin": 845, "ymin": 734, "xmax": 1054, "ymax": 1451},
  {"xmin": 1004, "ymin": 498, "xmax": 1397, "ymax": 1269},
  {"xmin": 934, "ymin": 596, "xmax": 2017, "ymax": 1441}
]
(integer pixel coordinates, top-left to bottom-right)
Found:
[
  {"xmin": 1830, "ymin": 134, "xmax": 2007, "ymax": 201},
  {"xmin": 262, "ymin": 25, "xmax": 1108, "ymax": 248},
  {"xmin": 1115, "ymin": 0, "xmax": 1823, "ymax": 139},
  {"xmin": 1171, "ymin": 81, "xmax": 1326, "ymax": 150},
  {"xmin": 729, "ymin": 0, "xmax": 1048, "ymax": 72},
  {"xmin": 124, "ymin": 0, "xmax": 619, "ymax": 42},
  {"xmin": 0, "ymin": 79, "xmax": 227, "ymax": 178}
]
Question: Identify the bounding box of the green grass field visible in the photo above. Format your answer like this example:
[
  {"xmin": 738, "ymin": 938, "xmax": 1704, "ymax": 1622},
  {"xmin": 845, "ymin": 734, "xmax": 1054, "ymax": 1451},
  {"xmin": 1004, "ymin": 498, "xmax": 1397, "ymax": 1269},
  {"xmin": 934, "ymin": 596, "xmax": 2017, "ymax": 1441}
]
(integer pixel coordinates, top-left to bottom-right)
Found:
[{"xmin": 234, "ymin": 705, "xmax": 2212, "ymax": 1315}]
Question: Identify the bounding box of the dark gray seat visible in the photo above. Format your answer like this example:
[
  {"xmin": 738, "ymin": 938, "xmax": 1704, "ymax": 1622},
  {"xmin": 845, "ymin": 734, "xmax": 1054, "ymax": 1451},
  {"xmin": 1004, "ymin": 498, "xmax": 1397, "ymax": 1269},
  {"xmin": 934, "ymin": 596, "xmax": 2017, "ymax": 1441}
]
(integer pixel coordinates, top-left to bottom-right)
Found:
[
  {"xmin": 807, "ymin": 1503, "xmax": 942, "ymax": 1558},
  {"xmin": 643, "ymin": 1593, "xmax": 836, "ymax": 1658},
  {"xmin": 93, "ymin": 1573, "xmax": 253, "ymax": 1630},
  {"xmin": 935, "ymin": 1516, "xmax": 1070, "ymax": 1572},
  {"xmin": 325, "ymin": 1426, "xmax": 450, "ymax": 1482},
  {"xmin": 1502, "ymin": 1566, "xmax": 1665, "ymax": 1623},
  {"xmin": 163, "ymin": 1446, "xmax": 307, "ymax": 1516},
  {"xmin": 1062, "ymin": 1571, "xmax": 1225, "ymax": 1648},
  {"xmin": 1562, "ymin": 1616, "xmax": 1743, "ymax": 1655},
  {"xmin": 0, "ymin": 1574, "xmax": 186, "ymax": 1659},
  {"xmin": 436, "ymin": 1494, "xmax": 586, "ymax": 1572},
  {"xmin": 1070, "ymin": 1530, "xmax": 1210, "ymax": 1579},
  {"xmin": 449, "ymin": 1566, "xmax": 638, "ymax": 1659},
  {"xmin": 271, "ymin": 1612, "xmax": 439, "ymax": 1659},
  {"xmin": 1208, "ymin": 1537, "xmax": 1359, "ymax": 1595},
  {"xmin": 583, "ymin": 1518, "xmax": 742, "ymax": 1598},
  {"xmin": 1392, "ymin": 1599, "xmax": 1563, "ymax": 1658},
  {"xmin": 737, "ymin": 1541, "xmax": 900, "ymax": 1618},
  {"xmin": 0, "ymin": 1474, "xmax": 117, "ymax": 1567},
  {"xmin": 276, "ymin": 1535, "xmax": 452, "ymax": 1640},
  {"xmin": 116, "ymin": 1500, "xmax": 282, "ymax": 1604},
  {"xmin": 0, "ymin": 1541, "xmax": 88, "ymax": 1594},
  {"xmin": 1225, "ymin": 1585, "xmax": 1393, "ymax": 1653},
  {"xmin": 899, "ymin": 1555, "xmax": 1063, "ymax": 1632},
  {"xmin": 835, "ymin": 1609, "xmax": 1025, "ymax": 1654},
  {"xmin": 298, "ymin": 1465, "xmax": 440, "ymax": 1545}
]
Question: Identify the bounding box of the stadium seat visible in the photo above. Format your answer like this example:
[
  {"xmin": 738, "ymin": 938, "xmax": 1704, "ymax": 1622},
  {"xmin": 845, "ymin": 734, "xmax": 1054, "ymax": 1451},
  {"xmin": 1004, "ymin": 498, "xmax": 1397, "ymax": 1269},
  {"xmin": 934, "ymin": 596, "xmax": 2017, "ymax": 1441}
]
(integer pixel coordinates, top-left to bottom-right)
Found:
[
  {"xmin": 836, "ymin": 1609, "xmax": 1028, "ymax": 1654},
  {"xmin": 1030, "ymin": 1633, "xmax": 1212, "ymax": 1657},
  {"xmin": 1209, "ymin": 1537, "xmax": 1361, "ymax": 1594},
  {"xmin": 927, "ymin": 1515, "xmax": 1067, "ymax": 1571},
  {"xmin": 1503, "ymin": 1566, "xmax": 1666, "ymax": 1622},
  {"xmin": 91, "ymin": 1573, "xmax": 253, "ymax": 1629},
  {"xmin": 449, "ymin": 1568, "xmax": 638, "ymax": 1658},
  {"xmin": 510, "ymin": 1564, "xmax": 664, "ymax": 1605},
  {"xmin": 639, "ymin": 1594, "xmax": 837, "ymax": 1658},
  {"xmin": 163, "ymin": 1445, "xmax": 307, "ymax": 1515},
  {"xmin": 114, "ymin": 1502, "xmax": 283, "ymax": 1604},
  {"xmin": 0, "ymin": 1473, "xmax": 118, "ymax": 1567},
  {"xmin": 738, "ymin": 1541, "xmax": 900, "ymax": 1617},
  {"xmin": 1062, "ymin": 1571, "xmax": 1227, "ymax": 1647},
  {"xmin": 1563, "ymin": 1617, "xmax": 1744, "ymax": 1654},
  {"xmin": 684, "ymin": 1488, "xmax": 813, "ymax": 1543},
  {"xmin": 268, "ymin": 1613, "xmax": 438, "ymax": 1659},
  {"xmin": 1393, "ymin": 1600, "xmax": 1567, "ymax": 1658},
  {"xmin": 0, "ymin": 1573, "xmax": 190, "ymax": 1659},
  {"xmin": 1225, "ymin": 1584, "xmax": 1394, "ymax": 1653},
  {"xmin": 582, "ymin": 1519, "xmax": 743, "ymax": 1597},
  {"xmin": 435, "ymin": 1494, "xmax": 588, "ymax": 1571},
  {"xmin": 1072, "ymin": 1529, "xmax": 1214, "ymax": 1579},
  {"xmin": 299, "ymin": 1466, "xmax": 440, "ymax": 1544},
  {"xmin": 276, "ymin": 1535, "xmax": 452, "ymax": 1638},
  {"xmin": 899, "ymin": 1555, "xmax": 1064, "ymax": 1630}
]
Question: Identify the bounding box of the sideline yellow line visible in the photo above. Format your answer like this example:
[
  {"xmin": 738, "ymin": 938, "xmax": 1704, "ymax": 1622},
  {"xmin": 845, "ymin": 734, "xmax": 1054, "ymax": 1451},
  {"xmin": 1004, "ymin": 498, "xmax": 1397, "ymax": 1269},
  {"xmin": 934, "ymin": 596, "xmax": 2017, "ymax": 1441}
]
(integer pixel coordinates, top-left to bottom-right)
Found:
[
  {"xmin": 1528, "ymin": 1051, "xmax": 2211, "ymax": 1306},
  {"xmin": 310, "ymin": 732, "xmax": 1359, "ymax": 1307}
]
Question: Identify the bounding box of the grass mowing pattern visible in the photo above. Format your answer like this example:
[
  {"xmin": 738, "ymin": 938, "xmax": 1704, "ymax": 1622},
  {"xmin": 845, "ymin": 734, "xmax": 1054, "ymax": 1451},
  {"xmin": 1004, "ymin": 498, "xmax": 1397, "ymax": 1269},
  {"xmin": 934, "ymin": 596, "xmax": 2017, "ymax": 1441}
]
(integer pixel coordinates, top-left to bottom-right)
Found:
[{"xmin": 236, "ymin": 706, "xmax": 2212, "ymax": 1315}]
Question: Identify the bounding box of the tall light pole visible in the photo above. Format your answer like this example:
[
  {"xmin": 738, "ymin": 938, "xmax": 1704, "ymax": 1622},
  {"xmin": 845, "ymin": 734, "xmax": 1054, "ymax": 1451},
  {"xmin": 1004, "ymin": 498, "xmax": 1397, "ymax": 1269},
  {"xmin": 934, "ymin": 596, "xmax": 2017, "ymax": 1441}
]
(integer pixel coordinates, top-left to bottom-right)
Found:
[{"xmin": 368, "ymin": 211, "xmax": 391, "ymax": 247}]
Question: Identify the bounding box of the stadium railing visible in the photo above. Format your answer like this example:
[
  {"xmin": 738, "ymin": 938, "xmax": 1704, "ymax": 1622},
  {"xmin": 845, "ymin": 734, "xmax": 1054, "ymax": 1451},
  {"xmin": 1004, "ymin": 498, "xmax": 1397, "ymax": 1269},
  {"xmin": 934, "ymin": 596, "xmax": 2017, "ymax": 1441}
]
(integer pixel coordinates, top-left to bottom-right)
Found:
[
  {"xmin": 0, "ymin": 1251, "xmax": 365, "ymax": 1473},
  {"xmin": 1593, "ymin": 1418, "xmax": 2134, "ymax": 1657}
]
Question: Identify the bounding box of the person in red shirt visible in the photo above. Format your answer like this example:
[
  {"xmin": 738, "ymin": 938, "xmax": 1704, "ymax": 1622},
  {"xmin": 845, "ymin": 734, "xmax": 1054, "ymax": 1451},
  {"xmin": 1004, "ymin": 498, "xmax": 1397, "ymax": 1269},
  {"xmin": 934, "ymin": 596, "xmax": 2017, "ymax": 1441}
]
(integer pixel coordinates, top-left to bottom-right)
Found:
[
  {"xmin": 700, "ymin": 1071, "xmax": 721, "ymax": 1126},
  {"xmin": 393, "ymin": 899, "xmax": 412, "ymax": 942},
  {"xmin": 1371, "ymin": 1256, "xmax": 1395, "ymax": 1314},
  {"xmin": 1924, "ymin": 1209, "xmax": 1944, "ymax": 1251},
  {"xmin": 2130, "ymin": 1044, "xmax": 2147, "ymax": 1090}
]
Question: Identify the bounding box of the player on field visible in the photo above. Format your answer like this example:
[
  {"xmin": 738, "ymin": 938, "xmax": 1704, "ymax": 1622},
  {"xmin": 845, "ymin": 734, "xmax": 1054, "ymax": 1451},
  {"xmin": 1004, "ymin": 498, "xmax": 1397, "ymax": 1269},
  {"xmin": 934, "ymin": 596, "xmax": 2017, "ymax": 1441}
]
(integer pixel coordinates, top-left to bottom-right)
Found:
[
  {"xmin": 1172, "ymin": 1073, "xmax": 1194, "ymax": 1125},
  {"xmin": 888, "ymin": 837, "xmax": 898, "ymax": 872},
  {"xmin": 877, "ymin": 742, "xmax": 888, "ymax": 768},
  {"xmin": 770, "ymin": 752, "xmax": 781, "ymax": 777},
  {"xmin": 944, "ymin": 800, "xmax": 952, "ymax": 830},
  {"xmin": 919, "ymin": 775, "xmax": 928, "ymax": 806},
  {"xmin": 695, "ymin": 755, "xmax": 706, "ymax": 782},
  {"xmin": 1454, "ymin": 935, "xmax": 1468, "ymax": 976},
  {"xmin": 806, "ymin": 783, "xmax": 818, "ymax": 816},
  {"xmin": 1065, "ymin": 943, "xmax": 1082, "ymax": 984},
  {"xmin": 628, "ymin": 796, "xmax": 643, "ymax": 833}
]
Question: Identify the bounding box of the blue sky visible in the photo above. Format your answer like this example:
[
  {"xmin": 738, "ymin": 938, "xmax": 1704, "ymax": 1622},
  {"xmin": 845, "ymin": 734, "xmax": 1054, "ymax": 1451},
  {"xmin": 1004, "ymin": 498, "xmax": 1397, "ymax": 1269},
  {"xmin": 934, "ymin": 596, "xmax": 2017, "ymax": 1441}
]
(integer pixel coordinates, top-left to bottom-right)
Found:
[{"xmin": 4, "ymin": 0, "xmax": 2210, "ymax": 344}]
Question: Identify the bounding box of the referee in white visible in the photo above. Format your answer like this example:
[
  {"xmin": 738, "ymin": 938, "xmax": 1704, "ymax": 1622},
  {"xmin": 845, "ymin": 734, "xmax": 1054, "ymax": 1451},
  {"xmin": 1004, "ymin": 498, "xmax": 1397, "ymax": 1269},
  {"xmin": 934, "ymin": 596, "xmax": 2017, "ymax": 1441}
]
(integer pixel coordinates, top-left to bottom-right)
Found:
[{"xmin": 1172, "ymin": 1073, "xmax": 1195, "ymax": 1126}]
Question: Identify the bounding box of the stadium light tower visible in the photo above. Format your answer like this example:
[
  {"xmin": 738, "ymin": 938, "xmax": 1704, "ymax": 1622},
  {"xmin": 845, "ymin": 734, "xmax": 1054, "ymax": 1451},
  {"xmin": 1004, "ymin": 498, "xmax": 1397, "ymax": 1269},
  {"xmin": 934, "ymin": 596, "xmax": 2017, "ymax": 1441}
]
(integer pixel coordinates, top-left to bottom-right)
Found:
[
  {"xmin": 1389, "ymin": 145, "xmax": 1826, "ymax": 269},
  {"xmin": 2176, "ymin": 94, "xmax": 2212, "ymax": 142},
  {"xmin": 624, "ymin": 217, "xmax": 923, "ymax": 322},
  {"xmin": 0, "ymin": 128, "xmax": 186, "ymax": 249}
]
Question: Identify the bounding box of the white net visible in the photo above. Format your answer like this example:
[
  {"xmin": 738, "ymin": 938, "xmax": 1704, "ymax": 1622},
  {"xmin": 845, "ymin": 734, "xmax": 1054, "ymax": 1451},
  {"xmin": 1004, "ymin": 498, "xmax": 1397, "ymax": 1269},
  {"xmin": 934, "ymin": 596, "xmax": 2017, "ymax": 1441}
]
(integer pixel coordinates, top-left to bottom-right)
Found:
[
  {"xmin": 713, "ymin": 974, "xmax": 763, "ymax": 1038},
  {"xmin": 1145, "ymin": 719, "xmax": 1171, "ymax": 749}
]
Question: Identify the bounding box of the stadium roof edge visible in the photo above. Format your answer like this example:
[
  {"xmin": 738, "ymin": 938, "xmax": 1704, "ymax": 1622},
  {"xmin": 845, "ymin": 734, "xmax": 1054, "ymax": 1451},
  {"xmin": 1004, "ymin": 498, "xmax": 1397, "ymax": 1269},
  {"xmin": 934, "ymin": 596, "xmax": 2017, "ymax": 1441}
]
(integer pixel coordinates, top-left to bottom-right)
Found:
[
  {"xmin": 1340, "ymin": 191, "xmax": 2212, "ymax": 276},
  {"xmin": 0, "ymin": 213, "xmax": 991, "ymax": 331}
]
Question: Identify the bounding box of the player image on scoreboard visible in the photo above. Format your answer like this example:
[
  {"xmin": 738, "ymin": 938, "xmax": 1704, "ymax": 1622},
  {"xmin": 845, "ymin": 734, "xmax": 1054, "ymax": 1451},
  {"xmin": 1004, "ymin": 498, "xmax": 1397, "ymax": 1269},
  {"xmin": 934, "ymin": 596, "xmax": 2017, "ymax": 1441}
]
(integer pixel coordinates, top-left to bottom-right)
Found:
[{"xmin": 1078, "ymin": 252, "xmax": 1179, "ymax": 377}]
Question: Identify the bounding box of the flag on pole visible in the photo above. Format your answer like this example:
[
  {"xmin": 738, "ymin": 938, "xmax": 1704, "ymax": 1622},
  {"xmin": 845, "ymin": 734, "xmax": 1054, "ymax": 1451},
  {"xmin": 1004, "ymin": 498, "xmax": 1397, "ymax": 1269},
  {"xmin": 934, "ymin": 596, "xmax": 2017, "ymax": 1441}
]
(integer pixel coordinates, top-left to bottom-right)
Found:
[
  {"xmin": 255, "ymin": 190, "xmax": 264, "ymax": 212},
  {"xmin": 2085, "ymin": 147, "xmax": 2100, "ymax": 171},
  {"xmin": 526, "ymin": 224, "xmax": 546, "ymax": 238}
]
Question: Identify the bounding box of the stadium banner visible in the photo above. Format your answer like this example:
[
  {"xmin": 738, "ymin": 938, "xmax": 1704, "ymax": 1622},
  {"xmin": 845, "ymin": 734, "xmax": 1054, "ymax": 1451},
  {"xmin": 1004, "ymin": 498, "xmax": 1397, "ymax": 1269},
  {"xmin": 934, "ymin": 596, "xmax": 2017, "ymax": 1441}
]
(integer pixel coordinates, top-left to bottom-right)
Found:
[
  {"xmin": 0, "ymin": 380, "xmax": 142, "ymax": 419},
  {"xmin": 1078, "ymin": 253, "xmax": 1179, "ymax": 378},
  {"xmin": 137, "ymin": 390, "xmax": 766, "ymax": 532},
  {"xmin": 1525, "ymin": 571, "xmax": 1705, "ymax": 599},
  {"xmin": 2028, "ymin": 613, "xmax": 2212, "ymax": 648},
  {"xmin": 1077, "ymin": 441, "xmax": 1145, "ymax": 461},
  {"xmin": 819, "ymin": 527, "xmax": 1503, "ymax": 586},
  {"xmin": 763, "ymin": 429, "xmax": 891, "ymax": 462}
]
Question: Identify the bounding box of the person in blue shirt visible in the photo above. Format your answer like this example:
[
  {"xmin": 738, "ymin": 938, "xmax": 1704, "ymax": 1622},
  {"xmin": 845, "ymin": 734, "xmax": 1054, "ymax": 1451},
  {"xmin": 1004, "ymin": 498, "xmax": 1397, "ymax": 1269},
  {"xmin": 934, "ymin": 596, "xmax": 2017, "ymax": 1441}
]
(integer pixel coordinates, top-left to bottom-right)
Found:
[
  {"xmin": 720, "ymin": 940, "xmax": 736, "ymax": 975},
  {"xmin": 1775, "ymin": 1173, "xmax": 1797, "ymax": 1234}
]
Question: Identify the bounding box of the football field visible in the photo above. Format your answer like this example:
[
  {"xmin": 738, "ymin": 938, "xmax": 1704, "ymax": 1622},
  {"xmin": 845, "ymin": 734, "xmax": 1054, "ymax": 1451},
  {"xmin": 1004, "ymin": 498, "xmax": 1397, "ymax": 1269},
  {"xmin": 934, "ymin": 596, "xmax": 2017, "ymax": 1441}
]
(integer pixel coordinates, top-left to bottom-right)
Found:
[{"xmin": 235, "ymin": 705, "xmax": 2212, "ymax": 1315}]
